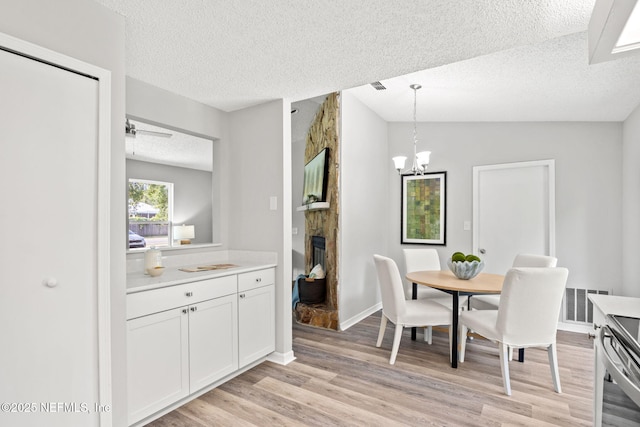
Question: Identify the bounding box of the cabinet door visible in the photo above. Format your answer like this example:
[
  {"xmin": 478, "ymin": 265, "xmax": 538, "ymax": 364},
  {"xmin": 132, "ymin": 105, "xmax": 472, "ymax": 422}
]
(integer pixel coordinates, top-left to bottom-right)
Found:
[
  {"xmin": 127, "ymin": 308, "xmax": 189, "ymax": 425},
  {"xmin": 238, "ymin": 285, "xmax": 275, "ymax": 367},
  {"xmin": 189, "ymin": 295, "xmax": 238, "ymax": 392}
]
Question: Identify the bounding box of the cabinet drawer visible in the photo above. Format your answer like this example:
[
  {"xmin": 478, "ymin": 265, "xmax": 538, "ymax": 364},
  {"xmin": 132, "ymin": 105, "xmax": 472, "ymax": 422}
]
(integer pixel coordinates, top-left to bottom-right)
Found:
[
  {"xmin": 127, "ymin": 275, "xmax": 237, "ymax": 319},
  {"xmin": 238, "ymin": 268, "xmax": 275, "ymax": 292}
]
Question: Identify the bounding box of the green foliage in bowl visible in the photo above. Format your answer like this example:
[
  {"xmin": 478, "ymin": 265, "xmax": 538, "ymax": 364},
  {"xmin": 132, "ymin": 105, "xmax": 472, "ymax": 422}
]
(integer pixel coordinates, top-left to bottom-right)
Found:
[{"xmin": 448, "ymin": 252, "xmax": 484, "ymax": 280}]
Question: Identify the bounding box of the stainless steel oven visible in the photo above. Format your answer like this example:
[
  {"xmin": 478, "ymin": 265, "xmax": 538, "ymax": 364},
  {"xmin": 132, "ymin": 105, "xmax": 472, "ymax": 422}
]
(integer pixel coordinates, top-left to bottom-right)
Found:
[{"xmin": 596, "ymin": 314, "xmax": 640, "ymax": 426}]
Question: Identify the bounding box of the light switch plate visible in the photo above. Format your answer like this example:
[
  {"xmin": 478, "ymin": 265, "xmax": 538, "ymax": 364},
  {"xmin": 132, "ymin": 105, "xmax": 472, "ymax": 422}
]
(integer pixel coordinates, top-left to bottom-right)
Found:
[
  {"xmin": 270, "ymin": 196, "xmax": 277, "ymax": 210},
  {"xmin": 463, "ymin": 221, "xmax": 471, "ymax": 231}
]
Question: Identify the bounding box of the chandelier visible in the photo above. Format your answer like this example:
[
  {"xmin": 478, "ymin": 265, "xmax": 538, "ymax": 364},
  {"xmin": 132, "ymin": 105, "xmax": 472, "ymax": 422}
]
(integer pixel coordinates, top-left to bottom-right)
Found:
[{"xmin": 392, "ymin": 84, "xmax": 431, "ymax": 175}]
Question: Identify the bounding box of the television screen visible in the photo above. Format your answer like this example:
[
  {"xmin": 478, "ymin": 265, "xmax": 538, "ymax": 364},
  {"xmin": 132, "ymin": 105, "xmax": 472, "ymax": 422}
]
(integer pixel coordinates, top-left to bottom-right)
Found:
[{"xmin": 302, "ymin": 148, "xmax": 329, "ymax": 205}]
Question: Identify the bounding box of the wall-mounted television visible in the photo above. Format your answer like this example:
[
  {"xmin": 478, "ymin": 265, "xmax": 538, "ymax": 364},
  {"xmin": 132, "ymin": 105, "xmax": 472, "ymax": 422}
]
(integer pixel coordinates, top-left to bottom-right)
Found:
[{"xmin": 302, "ymin": 147, "xmax": 329, "ymax": 205}]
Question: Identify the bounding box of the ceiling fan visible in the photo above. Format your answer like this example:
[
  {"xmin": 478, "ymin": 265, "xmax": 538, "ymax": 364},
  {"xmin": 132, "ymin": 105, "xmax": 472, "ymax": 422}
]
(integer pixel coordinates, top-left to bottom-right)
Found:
[{"xmin": 125, "ymin": 118, "xmax": 172, "ymax": 138}]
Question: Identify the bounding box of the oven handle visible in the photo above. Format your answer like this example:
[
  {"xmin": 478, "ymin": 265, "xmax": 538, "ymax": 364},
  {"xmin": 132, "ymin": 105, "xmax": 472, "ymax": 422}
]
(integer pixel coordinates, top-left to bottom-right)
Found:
[{"xmin": 600, "ymin": 325, "xmax": 640, "ymax": 407}]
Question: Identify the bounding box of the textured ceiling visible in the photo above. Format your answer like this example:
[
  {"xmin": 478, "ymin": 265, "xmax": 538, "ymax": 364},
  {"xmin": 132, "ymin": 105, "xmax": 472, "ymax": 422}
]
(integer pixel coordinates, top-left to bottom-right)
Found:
[
  {"xmin": 95, "ymin": 0, "xmax": 612, "ymax": 119},
  {"xmin": 349, "ymin": 31, "xmax": 640, "ymax": 122},
  {"xmin": 99, "ymin": 0, "xmax": 640, "ymax": 169}
]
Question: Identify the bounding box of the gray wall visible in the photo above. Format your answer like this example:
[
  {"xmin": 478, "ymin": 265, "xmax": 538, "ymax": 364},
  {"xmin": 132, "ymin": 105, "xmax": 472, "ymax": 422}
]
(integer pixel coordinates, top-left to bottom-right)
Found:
[
  {"xmin": 228, "ymin": 99, "xmax": 293, "ymax": 361},
  {"xmin": 0, "ymin": 1, "xmax": 128, "ymax": 424},
  {"xmin": 127, "ymin": 159, "xmax": 214, "ymax": 245},
  {"xmin": 339, "ymin": 91, "xmax": 389, "ymax": 328},
  {"xmin": 622, "ymin": 104, "xmax": 640, "ymax": 297},
  {"xmin": 387, "ymin": 121, "xmax": 623, "ymax": 294}
]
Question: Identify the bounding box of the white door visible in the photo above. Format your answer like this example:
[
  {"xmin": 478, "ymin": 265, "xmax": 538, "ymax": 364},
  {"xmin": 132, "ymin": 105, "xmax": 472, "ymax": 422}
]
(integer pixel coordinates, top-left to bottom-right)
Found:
[
  {"xmin": 473, "ymin": 160, "xmax": 555, "ymax": 275},
  {"xmin": 0, "ymin": 41, "xmax": 109, "ymax": 427}
]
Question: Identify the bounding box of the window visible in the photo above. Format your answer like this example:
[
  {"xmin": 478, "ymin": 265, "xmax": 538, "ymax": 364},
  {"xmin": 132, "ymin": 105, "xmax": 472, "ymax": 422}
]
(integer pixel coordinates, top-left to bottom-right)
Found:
[{"xmin": 128, "ymin": 178, "xmax": 173, "ymax": 249}]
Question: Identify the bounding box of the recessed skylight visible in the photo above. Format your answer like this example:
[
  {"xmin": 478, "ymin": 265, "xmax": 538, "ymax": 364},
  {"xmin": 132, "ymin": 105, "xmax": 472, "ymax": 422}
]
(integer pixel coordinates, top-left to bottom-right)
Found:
[{"xmin": 613, "ymin": 1, "xmax": 640, "ymax": 53}]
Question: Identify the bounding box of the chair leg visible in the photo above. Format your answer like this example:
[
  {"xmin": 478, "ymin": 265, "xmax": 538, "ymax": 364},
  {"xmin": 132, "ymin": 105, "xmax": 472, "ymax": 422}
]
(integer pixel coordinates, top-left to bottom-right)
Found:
[
  {"xmin": 547, "ymin": 343, "xmax": 562, "ymax": 393},
  {"xmin": 376, "ymin": 314, "xmax": 387, "ymax": 348},
  {"xmin": 459, "ymin": 323, "xmax": 468, "ymax": 363},
  {"xmin": 499, "ymin": 342, "xmax": 512, "ymax": 396},
  {"xmin": 424, "ymin": 326, "xmax": 433, "ymax": 344},
  {"xmin": 508, "ymin": 346, "xmax": 513, "ymax": 361},
  {"xmin": 389, "ymin": 324, "xmax": 404, "ymax": 365}
]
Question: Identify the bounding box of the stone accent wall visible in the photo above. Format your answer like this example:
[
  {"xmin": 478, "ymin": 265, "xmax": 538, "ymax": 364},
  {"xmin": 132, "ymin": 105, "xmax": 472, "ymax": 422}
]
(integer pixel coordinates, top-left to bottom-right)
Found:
[{"xmin": 295, "ymin": 93, "xmax": 340, "ymax": 330}]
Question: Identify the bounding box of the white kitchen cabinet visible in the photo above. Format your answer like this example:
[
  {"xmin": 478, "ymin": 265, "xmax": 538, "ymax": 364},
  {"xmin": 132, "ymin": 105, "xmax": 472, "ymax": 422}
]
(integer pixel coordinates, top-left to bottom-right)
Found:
[
  {"xmin": 188, "ymin": 294, "xmax": 238, "ymax": 392},
  {"xmin": 127, "ymin": 308, "xmax": 189, "ymax": 425},
  {"xmin": 126, "ymin": 267, "xmax": 276, "ymax": 426},
  {"xmin": 127, "ymin": 275, "xmax": 238, "ymax": 425},
  {"xmin": 238, "ymin": 269, "xmax": 276, "ymax": 367}
]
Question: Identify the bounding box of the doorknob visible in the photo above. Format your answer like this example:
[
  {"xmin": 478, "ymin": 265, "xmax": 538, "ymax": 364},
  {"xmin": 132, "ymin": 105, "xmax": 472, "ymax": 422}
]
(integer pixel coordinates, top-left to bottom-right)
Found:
[{"xmin": 479, "ymin": 248, "xmax": 486, "ymax": 254}]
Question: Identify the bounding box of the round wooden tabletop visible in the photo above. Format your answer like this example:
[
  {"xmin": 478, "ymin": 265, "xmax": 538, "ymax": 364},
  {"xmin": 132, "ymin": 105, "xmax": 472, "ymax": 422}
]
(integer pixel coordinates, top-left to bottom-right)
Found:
[{"xmin": 406, "ymin": 270, "xmax": 504, "ymax": 294}]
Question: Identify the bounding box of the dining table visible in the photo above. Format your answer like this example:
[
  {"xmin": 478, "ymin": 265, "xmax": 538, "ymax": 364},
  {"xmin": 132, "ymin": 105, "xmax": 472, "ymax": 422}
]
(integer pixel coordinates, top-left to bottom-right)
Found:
[{"xmin": 406, "ymin": 270, "xmax": 506, "ymax": 368}]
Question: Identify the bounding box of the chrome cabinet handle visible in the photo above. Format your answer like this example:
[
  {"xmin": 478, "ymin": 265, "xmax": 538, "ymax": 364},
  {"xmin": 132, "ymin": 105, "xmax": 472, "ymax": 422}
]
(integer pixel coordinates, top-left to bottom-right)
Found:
[
  {"xmin": 239, "ymin": 294, "xmax": 246, "ymax": 299},
  {"xmin": 190, "ymin": 306, "xmax": 197, "ymax": 312},
  {"xmin": 255, "ymin": 278, "xmax": 262, "ymax": 283},
  {"xmin": 186, "ymin": 292, "xmax": 193, "ymax": 297},
  {"xmin": 182, "ymin": 309, "xmax": 188, "ymax": 314},
  {"xmin": 479, "ymin": 248, "xmax": 486, "ymax": 254}
]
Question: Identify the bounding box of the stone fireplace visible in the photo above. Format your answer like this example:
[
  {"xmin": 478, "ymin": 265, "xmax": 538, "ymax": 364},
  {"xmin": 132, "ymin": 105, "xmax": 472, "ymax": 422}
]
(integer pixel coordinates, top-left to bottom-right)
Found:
[{"xmin": 294, "ymin": 93, "xmax": 339, "ymax": 330}]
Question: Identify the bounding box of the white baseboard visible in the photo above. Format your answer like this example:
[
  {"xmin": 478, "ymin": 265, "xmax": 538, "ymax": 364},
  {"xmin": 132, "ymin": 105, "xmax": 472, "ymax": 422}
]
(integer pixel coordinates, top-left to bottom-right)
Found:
[
  {"xmin": 339, "ymin": 302, "xmax": 382, "ymax": 331},
  {"xmin": 267, "ymin": 350, "xmax": 296, "ymax": 365},
  {"xmin": 557, "ymin": 321, "xmax": 592, "ymax": 334}
]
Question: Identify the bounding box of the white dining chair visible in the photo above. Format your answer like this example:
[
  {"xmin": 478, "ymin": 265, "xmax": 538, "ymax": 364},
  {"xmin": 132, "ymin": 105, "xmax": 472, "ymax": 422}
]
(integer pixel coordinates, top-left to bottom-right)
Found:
[
  {"xmin": 469, "ymin": 253, "xmax": 557, "ymax": 311},
  {"xmin": 403, "ymin": 248, "xmax": 468, "ymax": 344},
  {"xmin": 458, "ymin": 267, "xmax": 569, "ymax": 395},
  {"xmin": 373, "ymin": 254, "xmax": 452, "ymax": 365}
]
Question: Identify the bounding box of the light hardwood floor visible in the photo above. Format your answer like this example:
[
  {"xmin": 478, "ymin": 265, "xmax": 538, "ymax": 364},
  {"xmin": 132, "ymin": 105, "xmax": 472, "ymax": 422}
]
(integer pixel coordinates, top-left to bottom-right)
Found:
[{"xmin": 147, "ymin": 311, "xmax": 594, "ymax": 426}]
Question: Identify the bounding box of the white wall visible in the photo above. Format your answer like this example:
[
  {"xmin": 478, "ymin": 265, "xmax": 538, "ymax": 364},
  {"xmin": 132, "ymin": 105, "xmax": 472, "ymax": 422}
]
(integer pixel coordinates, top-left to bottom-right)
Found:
[
  {"xmin": 622, "ymin": 104, "xmax": 640, "ymax": 297},
  {"xmin": 127, "ymin": 159, "xmax": 214, "ymax": 245},
  {"xmin": 0, "ymin": 1, "xmax": 127, "ymax": 424},
  {"xmin": 339, "ymin": 92, "xmax": 389, "ymax": 328},
  {"xmin": 228, "ymin": 99, "xmax": 293, "ymax": 362},
  {"xmin": 388, "ymin": 122, "xmax": 623, "ymax": 294}
]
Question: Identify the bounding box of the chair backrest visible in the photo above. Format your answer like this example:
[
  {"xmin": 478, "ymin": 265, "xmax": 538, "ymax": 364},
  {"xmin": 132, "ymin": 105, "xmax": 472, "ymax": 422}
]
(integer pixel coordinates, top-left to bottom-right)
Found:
[
  {"xmin": 403, "ymin": 248, "xmax": 441, "ymax": 272},
  {"xmin": 402, "ymin": 249, "xmax": 441, "ymax": 297},
  {"xmin": 373, "ymin": 254, "xmax": 407, "ymax": 323},
  {"xmin": 496, "ymin": 267, "xmax": 569, "ymax": 347},
  {"xmin": 512, "ymin": 253, "xmax": 557, "ymax": 268}
]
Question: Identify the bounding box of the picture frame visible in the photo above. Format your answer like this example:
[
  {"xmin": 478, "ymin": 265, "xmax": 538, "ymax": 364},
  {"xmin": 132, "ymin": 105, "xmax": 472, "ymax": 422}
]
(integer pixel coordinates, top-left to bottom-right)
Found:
[{"xmin": 401, "ymin": 171, "xmax": 446, "ymax": 245}]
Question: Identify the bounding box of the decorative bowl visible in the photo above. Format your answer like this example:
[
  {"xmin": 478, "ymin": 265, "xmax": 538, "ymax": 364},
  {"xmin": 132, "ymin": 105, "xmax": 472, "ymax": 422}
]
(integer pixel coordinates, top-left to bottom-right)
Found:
[
  {"xmin": 148, "ymin": 266, "xmax": 165, "ymax": 277},
  {"xmin": 447, "ymin": 259, "xmax": 485, "ymax": 280}
]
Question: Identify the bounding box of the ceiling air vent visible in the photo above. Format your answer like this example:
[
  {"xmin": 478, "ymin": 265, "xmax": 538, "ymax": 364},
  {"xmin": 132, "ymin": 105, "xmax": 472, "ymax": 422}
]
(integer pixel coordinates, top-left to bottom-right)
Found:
[{"xmin": 370, "ymin": 81, "xmax": 386, "ymax": 90}]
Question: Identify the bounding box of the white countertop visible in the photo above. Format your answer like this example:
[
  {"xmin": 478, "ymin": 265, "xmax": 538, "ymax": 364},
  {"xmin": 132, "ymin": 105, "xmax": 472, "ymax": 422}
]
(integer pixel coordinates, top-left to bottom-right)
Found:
[
  {"xmin": 127, "ymin": 261, "xmax": 276, "ymax": 294},
  {"xmin": 589, "ymin": 294, "xmax": 640, "ymax": 318}
]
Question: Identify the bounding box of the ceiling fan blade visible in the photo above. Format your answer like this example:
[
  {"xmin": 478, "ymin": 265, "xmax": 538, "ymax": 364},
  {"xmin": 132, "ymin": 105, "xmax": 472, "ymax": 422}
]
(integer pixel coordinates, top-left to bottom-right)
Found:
[{"xmin": 136, "ymin": 129, "xmax": 173, "ymax": 138}]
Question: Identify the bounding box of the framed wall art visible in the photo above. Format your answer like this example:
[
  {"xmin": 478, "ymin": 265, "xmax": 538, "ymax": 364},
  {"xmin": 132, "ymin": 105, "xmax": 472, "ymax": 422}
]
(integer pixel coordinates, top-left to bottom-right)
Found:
[{"xmin": 401, "ymin": 171, "xmax": 446, "ymax": 245}]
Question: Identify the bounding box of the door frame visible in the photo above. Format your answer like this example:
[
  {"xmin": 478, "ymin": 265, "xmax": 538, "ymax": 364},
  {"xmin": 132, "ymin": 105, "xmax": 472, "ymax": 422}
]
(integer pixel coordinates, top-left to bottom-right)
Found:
[
  {"xmin": 0, "ymin": 32, "xmax": 113, "ymax": 426},
  {"xmin": 472, "ymin": 159, "xmax": 556, "ymax": 259}
]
